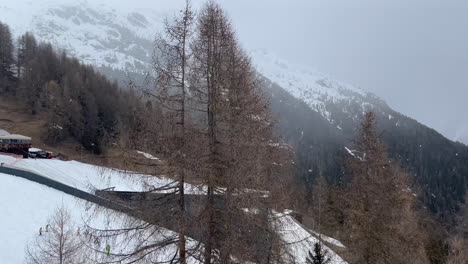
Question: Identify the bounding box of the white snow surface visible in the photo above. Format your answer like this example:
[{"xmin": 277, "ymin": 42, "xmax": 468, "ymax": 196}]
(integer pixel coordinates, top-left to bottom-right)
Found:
[
  {"xmin": 310, "ymin": 230, "xmax": 346, "ymax": 248},
  {"xmin": 0, "ymin": 174, "xmax": 202, "ymax": 263},
  {"xmin": 0, "ymin": 154, "xmax": 347, "ymax": 263},
  {"xmin": 136, "ymin": 150, "xmax": 160, "ymax": 160},
  {"xmin": 0, "ymin": 154, "xmax": 203, "ymax": 194},
  {"xmin": 1, "ymin": 0, "xmax": 174, "ymax": 72},
  {"xmin": 250, "ymin": 49, "xmax": 378, "ymax": 122},
  {"xmin": 274, "ymin": 212, "xmax": 347, "ymax": 264}
]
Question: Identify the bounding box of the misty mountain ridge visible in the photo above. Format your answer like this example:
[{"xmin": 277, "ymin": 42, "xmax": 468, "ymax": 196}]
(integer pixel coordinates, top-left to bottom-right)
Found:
[
  {"xmin": 0, "ymin": 1, "xmax": 428, "ymax": 127},
  {"xmin": 2, "ymin": 0, "xmax": 468, "ymax": 216},
  {"xmin": 2, "ymin": 1, "xmax": 407, "ymax": 130}
]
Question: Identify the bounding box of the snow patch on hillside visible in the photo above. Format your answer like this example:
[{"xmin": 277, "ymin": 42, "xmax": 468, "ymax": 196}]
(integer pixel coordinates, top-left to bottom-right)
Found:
[
  {"xmin": 274, "ymin": 212, "xmax": 347, "ymax": 263},
  {"xmin": 251, "ymin": 49, "xmax": 374, "ymax": 123},
  {"xmin": 310, "ymin": 230, "xmax": 346, "ymax": 248},
  {"xmin": 136, "ymin": 150, "xmax": 160, "ymax": 160}
]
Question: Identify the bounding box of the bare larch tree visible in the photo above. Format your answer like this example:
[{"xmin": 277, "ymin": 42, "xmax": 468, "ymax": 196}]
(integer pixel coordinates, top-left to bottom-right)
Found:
[
  {"xmin": 343, "ymin": 112, "xmax": 428, "ymax": 264},
  {"xmin": 189, "ymin": 2, "xmax": 293, "ymax": 263},
  {"xmin": 25, "ymin": 206, "xmax": 84, "ymax": 264},
  {"xmin": 148, "ymin": 1, "xmax": 195, "ymax": 262}
]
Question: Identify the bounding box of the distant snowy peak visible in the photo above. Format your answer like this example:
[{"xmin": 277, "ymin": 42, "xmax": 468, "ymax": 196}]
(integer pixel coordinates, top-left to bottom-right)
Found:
[
  {"xmin": 251, "ymin": 49, "xmax": 388, "ymax": 123},
  {"xmin": 1, "ymin": 1, "xmax": 393, "ymax": 127},
  {"xmin": 1, "ymin": 1, "xmax": 168, "ymax": 72}
]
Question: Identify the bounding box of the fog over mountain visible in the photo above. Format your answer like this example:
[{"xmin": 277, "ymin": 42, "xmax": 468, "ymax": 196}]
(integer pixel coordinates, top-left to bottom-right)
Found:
[
  {"xmin": 2, "ymin": 0, "xmax": 467, "ymax": 143},
  {"xmin": 216, "ymin": 0, "xmax": 468, "ymax": 144}
]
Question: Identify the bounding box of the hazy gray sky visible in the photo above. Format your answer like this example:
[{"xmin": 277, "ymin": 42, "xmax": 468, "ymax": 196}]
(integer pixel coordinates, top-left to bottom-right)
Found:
[{"xmin": 215, "ymin": 0, "xmax": 468, "ymax": 143}]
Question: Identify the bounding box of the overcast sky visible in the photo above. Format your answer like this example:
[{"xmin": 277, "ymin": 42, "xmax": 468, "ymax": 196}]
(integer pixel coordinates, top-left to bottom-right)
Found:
[{"xmin": 213, "ymin": 0, "xmax": 468, "ymax": 143}]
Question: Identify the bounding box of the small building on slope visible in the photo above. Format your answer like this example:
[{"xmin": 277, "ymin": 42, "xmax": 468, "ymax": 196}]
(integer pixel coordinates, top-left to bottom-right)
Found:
[{"xmin": 0, "ymin": 130, "xmax": 32, "ymax": 158}]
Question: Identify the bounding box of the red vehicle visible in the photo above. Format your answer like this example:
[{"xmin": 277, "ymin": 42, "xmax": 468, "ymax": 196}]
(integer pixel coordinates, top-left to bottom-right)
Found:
[{"xmin": 28, "ymin": 149, "xmax": 55, "ymax": 159}]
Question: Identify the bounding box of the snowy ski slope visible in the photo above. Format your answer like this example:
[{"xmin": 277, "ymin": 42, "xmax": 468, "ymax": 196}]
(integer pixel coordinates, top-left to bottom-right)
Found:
[
  {"xmin": 0, "ymin": 174, "xmax": 203, "ymax": 263},
  {"xmin": 0, "ymin": 154, "xmax": 347, "ymax": 263}
]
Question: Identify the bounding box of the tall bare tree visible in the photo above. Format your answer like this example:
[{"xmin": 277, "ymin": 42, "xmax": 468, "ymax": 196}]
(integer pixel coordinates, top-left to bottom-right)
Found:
[
  {"xmin": 82, "ymin": 2, "xmax": 202, "ymax": 263},
  {"xmin": 25, "ymin": 206, "xmax": 84, "ymax": 264},
  {"xmin": 85, "ymin": 2, "xmax": 293, "ymax": 262},
  {"xmin": 190, "ymin": 2, "xmax": 293, "ymax": 262},
  {"xmin": 343, "ymin": 112, "xmax": 428, "ymax": 264},
  {"xmin": 147, "ymin": 1, "xmax": 195, "ymax": 262}
]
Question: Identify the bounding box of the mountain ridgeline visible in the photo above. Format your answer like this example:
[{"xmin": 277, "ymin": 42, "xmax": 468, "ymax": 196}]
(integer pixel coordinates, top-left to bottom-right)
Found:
[
  {"xmin": 0, "ymin": 22, "xmax": 159, "ymax": 154},
  {"xmin": 1, "ymin": 0, "xmax": 468, "ymax": 222},
  {"xmin": 264, "ymin": 75, "xmax": 468, "ymax": 218}
]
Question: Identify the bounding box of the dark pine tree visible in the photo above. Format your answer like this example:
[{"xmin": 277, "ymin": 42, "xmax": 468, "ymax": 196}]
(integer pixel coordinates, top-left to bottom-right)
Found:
[{"xmin": 306, "ymin": 242, "xmax": 330, "ymax": 264}]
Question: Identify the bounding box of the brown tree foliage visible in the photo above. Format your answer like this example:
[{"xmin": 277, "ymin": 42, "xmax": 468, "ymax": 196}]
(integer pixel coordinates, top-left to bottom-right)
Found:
[
  {"xmin": 342, "ymin": 112, "xmax": 428, "ymax": 264},
  {"xmin": 447, "ymin": 194, "xmax": 468, "ymax": 264}
]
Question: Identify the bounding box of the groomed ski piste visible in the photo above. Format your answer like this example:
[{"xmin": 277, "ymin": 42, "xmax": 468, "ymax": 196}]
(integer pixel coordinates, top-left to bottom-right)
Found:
[
  {"xmin": 0, "ymin": 174, "xmax": 203, "ymax": 263},
  {"xmin": 0, "ymin": 153, "xmax": 347, "ymax": 263}
]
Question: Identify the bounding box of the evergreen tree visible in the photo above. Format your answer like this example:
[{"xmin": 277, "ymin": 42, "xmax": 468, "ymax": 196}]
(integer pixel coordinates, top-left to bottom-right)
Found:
[
  {"xmin": 306, "ymin": 242, "xmax": 330, "ymax": 264},
  {"xmin": 0, "ymin": 21, "xmax": 15, "ymax": 92}
]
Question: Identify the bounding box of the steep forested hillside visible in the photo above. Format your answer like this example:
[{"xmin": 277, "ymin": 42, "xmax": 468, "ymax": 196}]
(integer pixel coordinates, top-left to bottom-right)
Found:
[
  {"xmin": 265, "ymin": 75, "xmax": 468, "ymax": 218},
  {"xmin": 0, "ymin": 22, "xmax": 156, "ymax": 154}
]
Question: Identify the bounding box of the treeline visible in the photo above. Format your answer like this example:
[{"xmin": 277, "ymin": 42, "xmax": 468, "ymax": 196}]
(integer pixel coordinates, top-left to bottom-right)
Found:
[
  {"xmin": 308, "ymin": 112, "xmax": 468, "ymax": 264},
  {"xmin": 0, "ymin": 21, "xmax": 155, "ymax": 153},
  {"xmin": 270, "ymin": 78, "xmax": 468, "ymax": 220}
]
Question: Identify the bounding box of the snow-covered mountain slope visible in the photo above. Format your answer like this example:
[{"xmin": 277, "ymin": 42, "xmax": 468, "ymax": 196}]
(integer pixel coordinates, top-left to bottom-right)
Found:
[
  {"xmin": 1, "ymin": 0, "xmax": 392, "ymax": 126},
  {"xmin": 275, "ymin": 212, "xmax": 347, "ymax": 264},
  {"xmin": 252, "ymin": 50, "xmax": 389, "ymax": 125},
  {"xmin": 1, "ymin": 0, "xmax": 174, "ymax": 72}
]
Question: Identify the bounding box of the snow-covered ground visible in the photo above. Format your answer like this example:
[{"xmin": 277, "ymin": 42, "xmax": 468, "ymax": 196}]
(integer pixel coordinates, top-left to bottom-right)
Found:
[
  {"xmin": 0, "ymin": 153, "xmax": 347, "ymax": 263},
  {"xmin": 0, "ymin": 174, "xmax": 83, "ymax": 263},
  {"xmin": 0, "ymin": 174, "xmax": 203, "ymax": 263},
  {"xmin": 0, "ymin": 154, "xmax": 203, "ymax": 194},
  {"xmin": 310, "ymin": 230, "xmax": 346, "ymax": 249},
  {"xmin": 274, "ymin": 212, "xmax": 347, "ymax": 264}
]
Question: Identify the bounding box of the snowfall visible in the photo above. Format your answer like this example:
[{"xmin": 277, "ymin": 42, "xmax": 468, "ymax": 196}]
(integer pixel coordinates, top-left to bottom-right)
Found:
[{"xmin": 0, "ymin": 153, "xmax": 347, "ymax": 263}]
